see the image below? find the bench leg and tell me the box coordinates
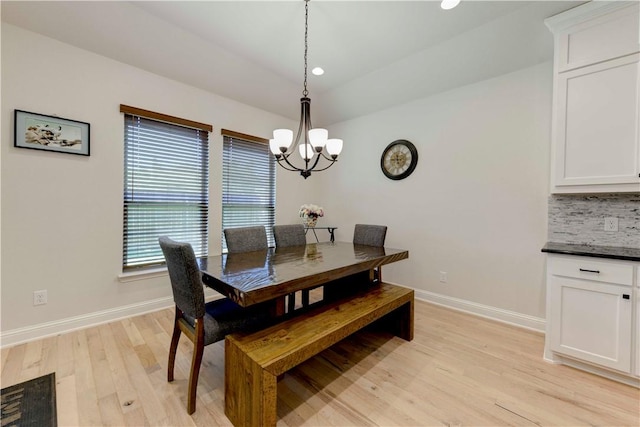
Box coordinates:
[225,338,278,427]
[370,299,414,341]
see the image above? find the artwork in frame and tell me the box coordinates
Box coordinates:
[14,109,90,156]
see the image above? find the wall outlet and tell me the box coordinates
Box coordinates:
[439,271,448,283]
[604,217,618,232]
[33,290,47,306]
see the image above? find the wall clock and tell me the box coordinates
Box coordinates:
[380,139,418,180]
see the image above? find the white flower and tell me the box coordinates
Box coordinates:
[299,203,324,218]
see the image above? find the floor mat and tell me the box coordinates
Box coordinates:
[1,372,57,427]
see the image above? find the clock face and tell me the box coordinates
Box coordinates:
[380,140,418,180]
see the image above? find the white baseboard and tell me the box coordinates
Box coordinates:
[0,296,175,349]
[1,286,545,349]
[412,288,546,333]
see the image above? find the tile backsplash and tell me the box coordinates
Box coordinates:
[548,193,640,248]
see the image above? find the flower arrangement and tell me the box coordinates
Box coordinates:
[299,204,324,227]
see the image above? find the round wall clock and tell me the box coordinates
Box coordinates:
[380,139,418,180]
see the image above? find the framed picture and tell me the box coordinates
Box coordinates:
[14,110,90,156]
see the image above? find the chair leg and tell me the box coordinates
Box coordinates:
[187,318,205,414]
[301,289,310,307]
[168,307,182,382]
[287,292,296,312]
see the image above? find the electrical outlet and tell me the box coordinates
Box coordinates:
[439,271,448,283]
[604,217,618,232]
[33,290,47,306]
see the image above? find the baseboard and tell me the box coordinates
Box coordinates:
[1,286,545,348]
[412,288,546,333]
[0,296,175,349]
[549,353,640,388]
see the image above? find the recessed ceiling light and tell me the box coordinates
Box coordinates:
[441,0,460,10]
[311,67,324,76]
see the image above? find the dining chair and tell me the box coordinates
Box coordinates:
[273,224,306,248]
[273,224,308,311]
[353,224,387,247]
[353,224,388,283]
[159,236,270,414]
[224,225,268,253]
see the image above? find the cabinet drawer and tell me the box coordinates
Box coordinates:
[548,256,633,286]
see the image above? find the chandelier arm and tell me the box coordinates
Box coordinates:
[318,152,336,161]
[274,158,301,172]
[307,159,337,173]
[306,151,322,171]
[279,152,306,171]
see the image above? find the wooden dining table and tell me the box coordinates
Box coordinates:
[198,241,409,311]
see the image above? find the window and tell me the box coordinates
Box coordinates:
[222,130,276,250]
[121,105,211,270]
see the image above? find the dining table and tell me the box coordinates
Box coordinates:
[198,241,409,312]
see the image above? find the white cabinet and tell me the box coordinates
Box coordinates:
[546,2,640,194]
[545,255,637,379]
[636,266,640,377]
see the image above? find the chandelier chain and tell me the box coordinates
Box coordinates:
[303,0,309,97]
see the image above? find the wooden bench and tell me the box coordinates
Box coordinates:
[224,282,414,427]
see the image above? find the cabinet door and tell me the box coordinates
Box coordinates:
[554,3,640,73]
[552,54,640,193]
[549,277,632,373]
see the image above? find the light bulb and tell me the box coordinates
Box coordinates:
[269,139,281,155]
[273,129,293,150]
[326,139,343,156]
[299,143,314,160]
[308,128,328,149]
[441,0,460,10]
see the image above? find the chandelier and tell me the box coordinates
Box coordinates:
[269,0,343,179]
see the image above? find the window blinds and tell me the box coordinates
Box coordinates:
[123,114,209,269]
[222,134,276,250]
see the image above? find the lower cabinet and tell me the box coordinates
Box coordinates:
[545,255,637,379]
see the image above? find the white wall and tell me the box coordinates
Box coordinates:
[320,62,552,324]
[1,23,553,345]
[0,24,317,343]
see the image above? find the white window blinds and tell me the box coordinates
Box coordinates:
[122,105,210,270]
[222,130,276,250]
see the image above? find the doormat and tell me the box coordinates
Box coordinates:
[1,372,57,427]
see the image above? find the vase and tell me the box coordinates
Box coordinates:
[304,216,318,228]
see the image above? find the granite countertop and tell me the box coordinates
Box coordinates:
[542,242,640,262]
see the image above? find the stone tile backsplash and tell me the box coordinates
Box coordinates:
[548,193,640,248]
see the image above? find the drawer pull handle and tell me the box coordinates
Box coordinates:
[579,268,600,274]
[623,294,630,300]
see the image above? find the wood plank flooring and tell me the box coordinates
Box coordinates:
[2,299,638,426]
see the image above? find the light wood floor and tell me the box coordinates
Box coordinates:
[2,299,639,426]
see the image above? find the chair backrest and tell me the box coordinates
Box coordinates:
[353,224,387,247]
[158,236,205,319]
[273,224,306,248]
[224,226,268,253]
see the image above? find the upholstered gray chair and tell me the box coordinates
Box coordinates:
[273,224,306,248]
[353,224,387,247]
[224,226,268,253]
[353,224,388,282]
[159,236,270,414]
[273,224,308,311]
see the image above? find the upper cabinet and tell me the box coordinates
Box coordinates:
[546,2,640,194]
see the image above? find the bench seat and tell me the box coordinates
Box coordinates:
[224,282,414,427]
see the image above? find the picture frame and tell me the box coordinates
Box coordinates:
[14,109,90,156]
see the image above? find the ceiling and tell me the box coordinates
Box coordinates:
[1,0,586,125]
